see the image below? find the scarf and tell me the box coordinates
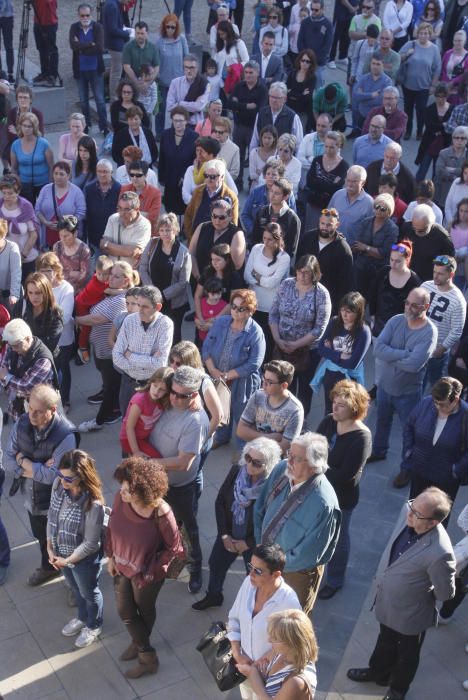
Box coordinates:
[48,480,89,557]
[193,162,206,186]
[3,196,39,236]
[231,464,266,525]
[129,126,152,164]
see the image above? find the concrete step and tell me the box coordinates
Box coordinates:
[15,57,66,126]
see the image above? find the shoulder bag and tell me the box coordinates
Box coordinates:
[196,621,246,692]
[155,507,187,580]
[396,40,415,86]
[213,377,231,426]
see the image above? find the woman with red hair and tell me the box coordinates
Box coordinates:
[155,14,189,137]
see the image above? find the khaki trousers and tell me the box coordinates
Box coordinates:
[283,565,325,615]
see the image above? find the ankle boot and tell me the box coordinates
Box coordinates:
[119,642,138,661]
[124,650,159,678]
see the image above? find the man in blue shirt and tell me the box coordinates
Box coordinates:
[351,56,392,135]
[353,114,394,167]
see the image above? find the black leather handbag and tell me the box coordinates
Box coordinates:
[196,621,246,692]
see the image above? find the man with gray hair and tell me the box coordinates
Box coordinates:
[365,141,416,198]
[166,54,211,127]
[250,81,304,150]
[226,60,268,188]
[149,365,209,595]
[112,285,173,416]
[84,159,121,254]
[254,431,341,613]
[100,189,151,267]
[328,165,374,244]
[399,203,455,281]
[362,85,408,142]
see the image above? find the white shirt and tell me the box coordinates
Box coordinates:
[115,165,159,188]
[53,279,75,347]
[103,212,151,266]
[244,244,291,311]
[227,576,301,661]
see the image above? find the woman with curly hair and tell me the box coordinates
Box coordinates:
[46,450,106,649]
[106,457,183,679]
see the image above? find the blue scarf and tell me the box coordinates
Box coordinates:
[231,464,266,525]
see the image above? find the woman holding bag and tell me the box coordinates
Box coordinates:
[106,457,183,679]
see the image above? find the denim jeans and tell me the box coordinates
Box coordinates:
[415,152,437,181]
[174,0,194,35]
[373,386,421,457]
[62,553,103,630]
[0,471,10,568]
[207,534,251,595]
[424,351,450,390]
[76,72,108,132]
[34,23,58,78]
[166,479,202,572]
[325,508,352,588]
[0,17,14,75]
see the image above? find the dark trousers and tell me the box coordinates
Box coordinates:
[28,511,54,571]
[289,349,321,418]
[33,23,58,78]
[56,343,74,405]
[233,0,245,32]
[331,19,351,60]
[95,356,121,424]
[0,17,14,75]
[322,369,346,415]
[113,574,164,651]
[440,576,466,619]
[232,123,253,181]
[162,302,187,346]
[402,86,429,136]
[0,471,10,568]
[207,534,251,595]
[118,373,140,419]
[76,72,108,132]
[166,480,202,573]
[369,623,426,695]
[253,310,274,363]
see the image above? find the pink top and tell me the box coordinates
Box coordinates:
[52,239,91,293]
[58,133,78,162]
[199,297,227,340]
[120,390,164,442]
[450,224,468,252]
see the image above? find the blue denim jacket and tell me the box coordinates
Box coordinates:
[202,315,265,405]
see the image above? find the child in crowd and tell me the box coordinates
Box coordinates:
[75,255,114,363]
[204,58,222,101]
[108,287,140,348]
[119,367,174,458]
[195,277,227,345]
[138,64,158,131]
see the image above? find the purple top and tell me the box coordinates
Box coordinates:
[35,183,87,246]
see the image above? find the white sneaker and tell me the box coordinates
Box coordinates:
[327,61,337,69]
[62,618,86,637]
[75,626,102,648]
[78,419,103,433]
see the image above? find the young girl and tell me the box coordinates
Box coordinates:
[195,277,228,345]
[120,367,174,458]
[204,58,222,101]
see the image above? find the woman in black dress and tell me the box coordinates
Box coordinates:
[158,107,198,215]
[415,82,453,181]
[305,131,348,229]
[286,49,317,130]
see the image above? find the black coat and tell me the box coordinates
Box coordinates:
[399,222,455,282]
[251,204,301,257]
[215,464,256,547]
[415,102,453,166]
[365,159,416,201]
[111,126,158,166]
[159,126,198,215]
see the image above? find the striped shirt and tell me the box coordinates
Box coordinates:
[264,657,317,698]
[421,280,467,350]
[90,293,127,360]
[112,311,174,380]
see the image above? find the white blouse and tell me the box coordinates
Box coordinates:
[244,244,291,312]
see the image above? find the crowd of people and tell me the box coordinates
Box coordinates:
[1,0,468,697]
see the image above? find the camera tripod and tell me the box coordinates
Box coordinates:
[16,0,63,88]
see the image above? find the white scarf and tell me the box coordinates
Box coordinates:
[129,126,152,164]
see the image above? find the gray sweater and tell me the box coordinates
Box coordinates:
[399,41,441,91]
[374,314,437,396]
[0,240,22,299]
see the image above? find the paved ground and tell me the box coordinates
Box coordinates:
[1,3,467,698]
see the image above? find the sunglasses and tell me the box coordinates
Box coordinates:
[374,204,388,212]
[244,453,266,468]
[433,255,453,266]
[129,173,144,178]
[269,14,279,18]
[80,13,91,17]
[231,303,248,312]
[391,244,409,254]
[170,388,195,399]
[213,129,226,135]
[301,58,312,63]
[166,24,176,29]
[321,208,339,217]
[204,173,219,180]
[247,562,265,576]
[57,471,78,484]
[212,213,228,220]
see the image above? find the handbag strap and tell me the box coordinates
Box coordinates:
[30,137,37,185]
[52,183,60,220]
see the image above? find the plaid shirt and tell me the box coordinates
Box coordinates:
[112,311,174,380]
[446,103,468,134]
[0,350,54,420]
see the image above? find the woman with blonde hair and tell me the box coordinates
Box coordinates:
[47,449,106,649]
[12,271,63,355]
[58,113,87,166]
[10,112,54,204]
[237,608,318,698]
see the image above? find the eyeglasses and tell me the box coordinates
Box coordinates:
[321,208,339,217]
[170,388,195,399]
[244,453,267,468]
[453,135,468,140]
[57,471,78,484]
[211,213,228,220]
[262,377,281,386]
[129,173,144,178]
[165,24,176,29]
[205,173,219,180]
[80,13,91,17]
[374,204,388,212]
[433,255,453,266]
[247,562,265,576]
[231,303,248,312]
[406,499,434,521]
[391,244,409,254]
[213,129,226,135]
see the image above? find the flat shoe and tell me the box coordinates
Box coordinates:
[347,667,388,685]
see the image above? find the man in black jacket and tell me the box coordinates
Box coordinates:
[251,178,301,256]
[365,142,416,200]
[6,384,77,587]
[69,3,108,136]
[227,61,268,188]
[250,82,304,150]
[296,208,354,312]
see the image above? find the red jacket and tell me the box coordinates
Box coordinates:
[75,274,108,312]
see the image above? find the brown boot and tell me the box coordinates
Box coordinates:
[124,650,159,678]
[119,642,138,661]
